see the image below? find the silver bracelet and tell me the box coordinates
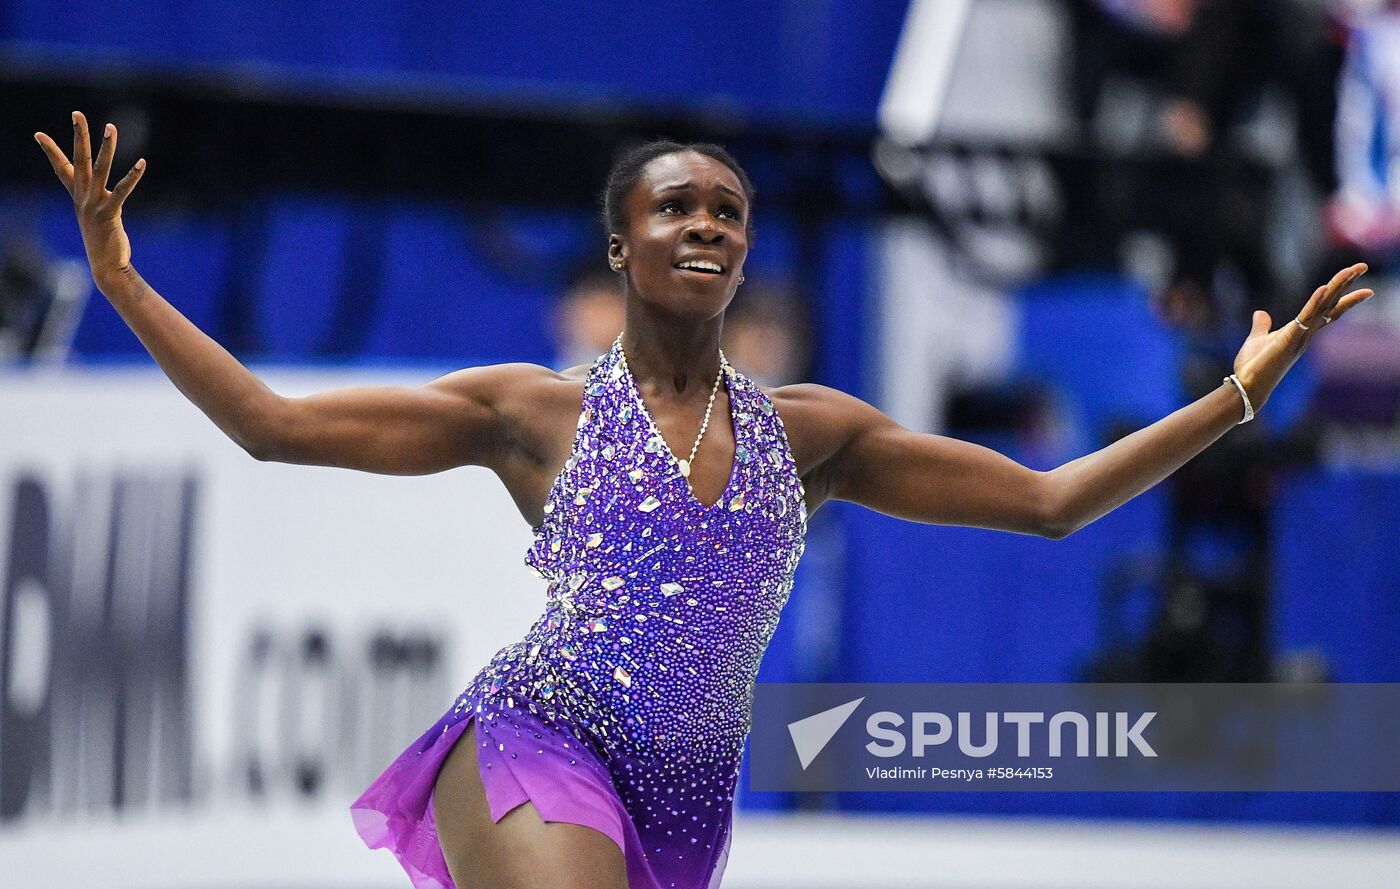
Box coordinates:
[1223,374,1254,425]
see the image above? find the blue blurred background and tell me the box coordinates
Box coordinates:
[3,0,1399,871]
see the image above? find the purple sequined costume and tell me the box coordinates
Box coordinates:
[351,336,808,889]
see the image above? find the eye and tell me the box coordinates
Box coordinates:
[718,205,741,221]
[660,201,684,214]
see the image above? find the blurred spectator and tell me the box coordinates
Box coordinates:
[1062,0,1363,681]
[721,281,810,387]
[550,264,624,371]
[1326,0,1400,256]
[1304,2,1400,445]
[1065,0,1343,329]
[1068,0,1204,144]
[1071,0,1337,166]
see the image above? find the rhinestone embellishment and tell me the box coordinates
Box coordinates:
[439,337,808,889]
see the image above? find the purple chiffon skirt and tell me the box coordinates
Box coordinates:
[350,693,730,888]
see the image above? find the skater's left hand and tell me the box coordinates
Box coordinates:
[1232,262,1374,412]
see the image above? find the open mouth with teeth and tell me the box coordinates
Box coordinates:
[674,260,725,275]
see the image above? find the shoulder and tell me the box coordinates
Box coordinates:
[426,362,591,458]
[423,360,603,474]
[764,381,873,414]
[758,381,893,501]
[764,382,888,445]
[426,361,589,411]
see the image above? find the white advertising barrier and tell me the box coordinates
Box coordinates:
[0,366,547,888]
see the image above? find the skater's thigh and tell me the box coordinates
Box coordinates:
[432,720,628,889]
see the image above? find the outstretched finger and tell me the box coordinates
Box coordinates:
[1324,263,1367,314]
[109,158,147,207]
[1327,261,1363,288]
[1294,285,1328,330]
[71,111,92,191]
[33,132,76,195]
[1320,288,1374,326]
[93,122,117,192]
[1298,264,1366,328]
[1324,262,1367,303]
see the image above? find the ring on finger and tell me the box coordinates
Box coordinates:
[1322,313,1333,325]
[1294,317,1310,331]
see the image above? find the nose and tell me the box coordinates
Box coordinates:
[684,219,724,244]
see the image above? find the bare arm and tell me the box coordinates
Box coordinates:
[801,265,1374,538]
[785,384,1057,536]
[34,111,523,474]
[250,363,540,474]
[1039,382,1258,538]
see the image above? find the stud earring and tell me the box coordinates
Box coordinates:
[610,257,625,271]
[737,275,745,285]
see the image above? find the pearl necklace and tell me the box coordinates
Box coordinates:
[618,338,727,479]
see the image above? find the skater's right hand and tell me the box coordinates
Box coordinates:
[34,110,148,295]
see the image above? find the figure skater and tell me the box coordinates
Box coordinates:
[35,111,1374,889]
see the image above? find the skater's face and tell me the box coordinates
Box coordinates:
[610,151,749,321]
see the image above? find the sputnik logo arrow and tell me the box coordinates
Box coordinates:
[787,697,865,770]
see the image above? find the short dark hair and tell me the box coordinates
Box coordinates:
[600,139,756,239]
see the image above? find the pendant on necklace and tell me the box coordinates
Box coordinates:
[678,459,691,478]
